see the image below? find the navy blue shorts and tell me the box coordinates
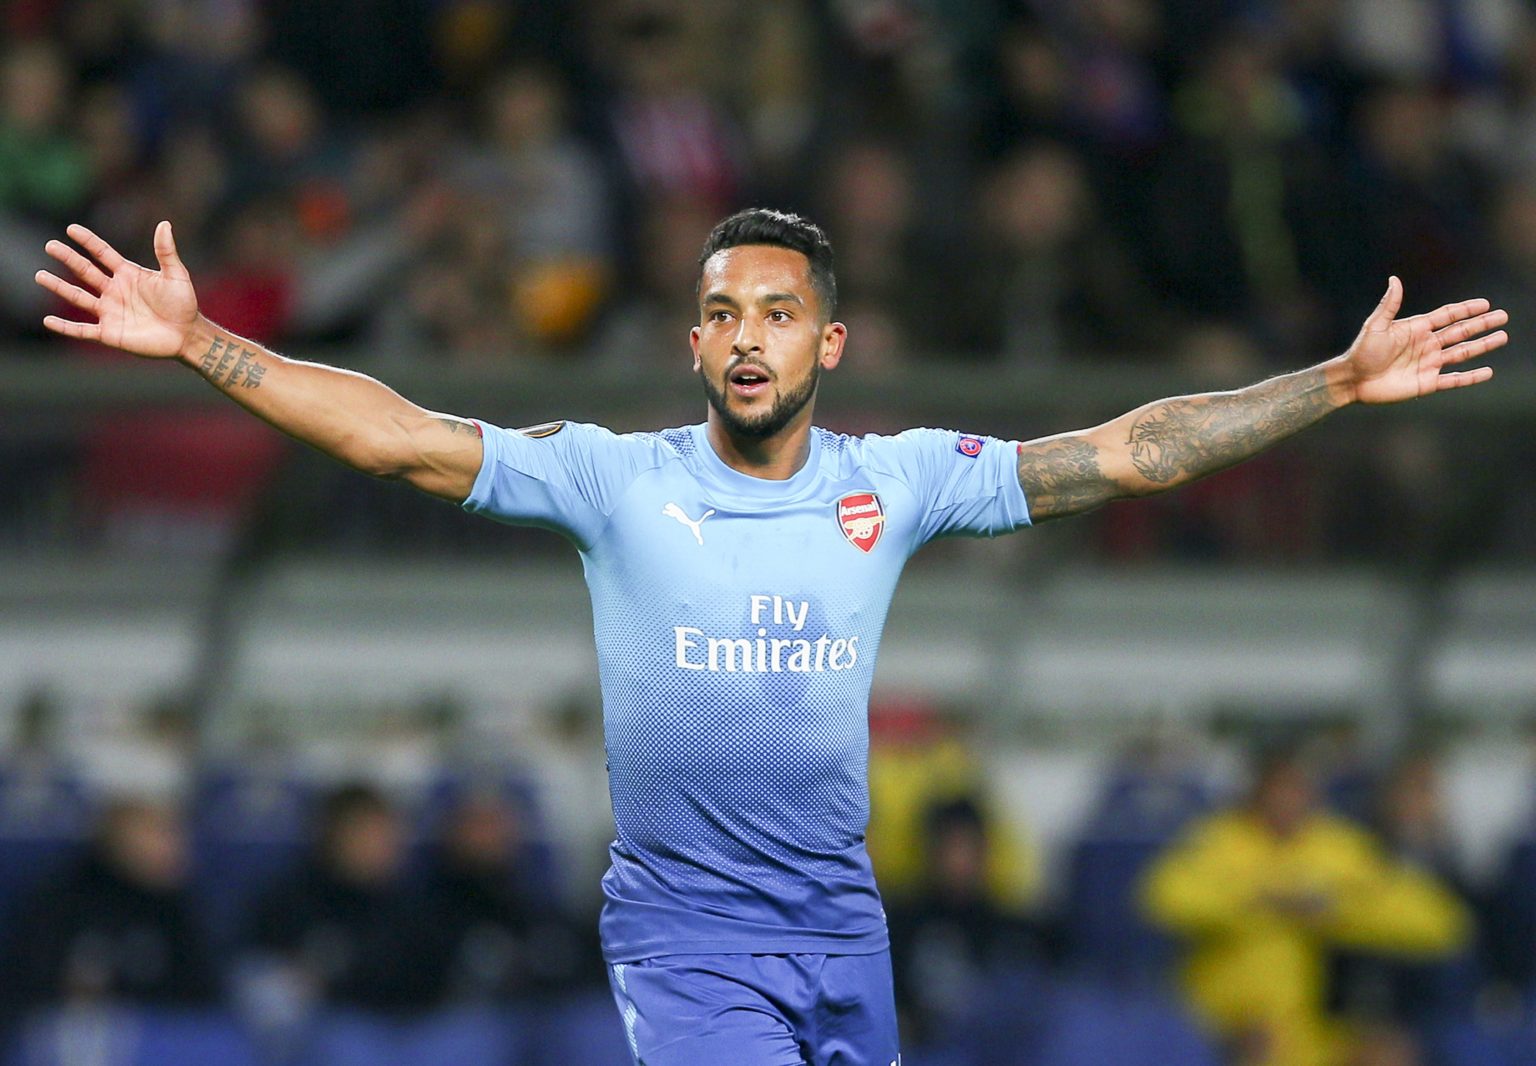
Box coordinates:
[607,951,901,1066]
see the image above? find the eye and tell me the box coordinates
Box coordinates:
[768,310,791,323]
[709,310,733,323]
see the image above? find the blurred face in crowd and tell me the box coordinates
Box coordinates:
[985,145,1088,253]
[103,801,190,891]
[486,69,564,150]
[1382,756,1442,841]
[1,42,71,133]
[328,805,405,887]
[931,821,988,902]
[445,796,519,871]
[691,244,844,442]
[1253,758,1316,837]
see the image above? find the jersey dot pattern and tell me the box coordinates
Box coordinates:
[463,421,1031,962]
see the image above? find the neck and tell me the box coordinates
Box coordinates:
[704,407,815,480]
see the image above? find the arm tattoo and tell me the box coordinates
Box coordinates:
[198,336,266,389]
[1125,367,1335,486]
[1017,435,1118,521]
[432,417,483,438]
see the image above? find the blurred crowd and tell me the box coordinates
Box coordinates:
[8,689,1536,1065]
[3,0,1536,562]
[6,0,1536,364]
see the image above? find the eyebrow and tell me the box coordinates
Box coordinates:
[701,291,805,309]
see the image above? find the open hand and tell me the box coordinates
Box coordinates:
[1345,277,1508,404]
[34,221,200,359]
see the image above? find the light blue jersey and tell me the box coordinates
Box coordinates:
[463,420,1030,962]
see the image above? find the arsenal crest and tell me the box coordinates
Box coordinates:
[837,492,885,553]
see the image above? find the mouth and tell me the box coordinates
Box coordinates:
[727,363,773,398]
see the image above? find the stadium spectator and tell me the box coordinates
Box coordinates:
[887,797,1048,1059]
[1141,746,1470,1066]
[1346,81,1486,312]
[423,792,596,1003]
[0,39,90,224]
[1329,752,1482,1028]
[262,0,437,120]
[865,704,1038,912]
[242,783,448,1016]
[1154,29,1325,340]
[446,65,613,351]
[816,138,929,365]
[958,140,1164,362]
[0,797,219,1017]
[590,2,744,213]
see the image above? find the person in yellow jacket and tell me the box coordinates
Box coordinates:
[1140,748,1469,1066]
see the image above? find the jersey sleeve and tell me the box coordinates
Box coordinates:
[460,420,660,548]
[883,427,1032,544]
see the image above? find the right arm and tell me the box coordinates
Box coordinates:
[35,221,483,502]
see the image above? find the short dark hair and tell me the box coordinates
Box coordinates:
[697,208,838,318]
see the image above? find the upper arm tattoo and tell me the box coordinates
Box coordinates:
[431,416,483,438]
[1017,435,1117,521]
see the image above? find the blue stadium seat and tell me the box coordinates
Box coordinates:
[1424,1019,1521,1066]
[410,768,560,903]
[7,1009,261,1066]
[1034,982,1220,1066]
[189,764,312,945]
[523,991,632,1066]
[1061,837,1177,984]
[0,762,94,919]
[298,1009,519,1066]
[1062,764,1208,985]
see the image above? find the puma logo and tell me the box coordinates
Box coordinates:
[662,502,715,546]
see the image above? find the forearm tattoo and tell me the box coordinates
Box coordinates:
[1125,368,1334,486]
[1017,435,1118,521]
[1016,366,1338,521]
[198,336,266,389]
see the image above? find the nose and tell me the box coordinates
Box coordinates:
[731,317,763,356]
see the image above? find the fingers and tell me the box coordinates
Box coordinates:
[65,223,127,273]
[42,315,102,342]
[1434,307,1507,346]
[33,268,100,314]
[1435,366,1494,391]
[45,239,110,292]
[1439,329,1508,366]
[1366,276,1403,328]
[152,220,189,281]
[1420,296,1491,331]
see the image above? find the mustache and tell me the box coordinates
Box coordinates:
[726,357,775,381]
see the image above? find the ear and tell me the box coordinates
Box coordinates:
[689,325,702,373]
[819,321,847,371]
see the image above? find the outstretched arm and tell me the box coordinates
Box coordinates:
[1017,278,1509,521]
[34,221,484,502]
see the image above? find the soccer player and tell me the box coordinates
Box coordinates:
[35,210,1506,1066]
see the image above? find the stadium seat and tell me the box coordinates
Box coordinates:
[189,763,313,946]
[408,768,560,902]
[1424,1018,1521,1066]
[298,1008,519,1066]
[1033,981,1220,1066]
[0,763,94,920]
[523,991,633,1066]
[1062,838,1180,986]
[7,1009,261,1066]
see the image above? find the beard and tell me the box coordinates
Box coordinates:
[701,359,820,440]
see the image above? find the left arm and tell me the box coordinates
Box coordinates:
[1017,278,1509,521]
